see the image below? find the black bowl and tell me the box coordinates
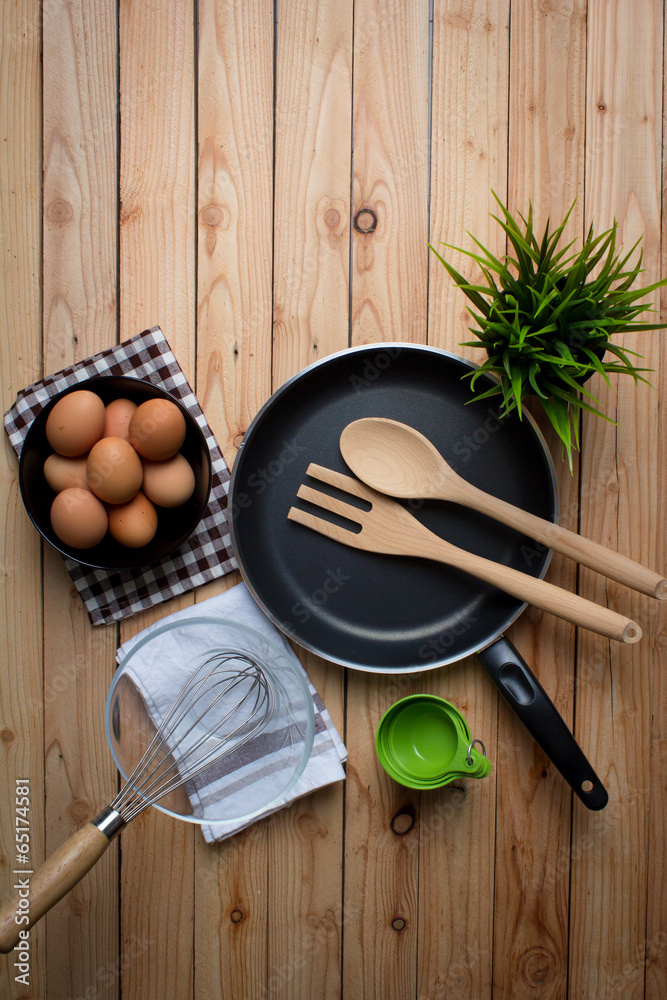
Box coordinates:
[19,375,212,570]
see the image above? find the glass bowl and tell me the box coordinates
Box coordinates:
[105,617,315,825]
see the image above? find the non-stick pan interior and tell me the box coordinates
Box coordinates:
[230,345,556,671]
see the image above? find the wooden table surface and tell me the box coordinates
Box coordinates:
[2,1,666,998]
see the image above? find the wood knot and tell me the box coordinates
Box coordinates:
[446,963,472,992]
[324,208,341,230]
[232,430,246,449]
[298,812,327,839]
[230,908,244,924]
[200,203,228,229]
[391,805,416,836]
[529,746,550,781]
[317,198,347,238]
[120,201,141,227]
[47,198,73,224]
[354,208,377,234]
[391,917,406,932]
[1,728,14,744]
[518,946,557,987]
[70,799,90,824]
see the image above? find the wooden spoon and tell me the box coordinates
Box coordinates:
[339,417,667,600]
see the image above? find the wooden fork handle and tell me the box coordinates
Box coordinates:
[424,538,641,644]
[462,483,667,600]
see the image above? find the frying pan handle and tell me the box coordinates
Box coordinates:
[477,636,608,810]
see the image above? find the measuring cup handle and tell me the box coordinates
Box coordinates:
[477,636,608,810]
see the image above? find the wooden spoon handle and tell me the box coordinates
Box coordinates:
[423,536,641,644]
[461,483,667,600]
[0,823,112,953]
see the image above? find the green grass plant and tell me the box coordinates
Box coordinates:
[431,192,667,469]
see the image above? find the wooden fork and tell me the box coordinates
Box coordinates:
[287,463,642,645]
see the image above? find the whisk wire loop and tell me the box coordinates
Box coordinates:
[112,652,275,822]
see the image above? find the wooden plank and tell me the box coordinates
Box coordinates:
[272,0,353,378]
[343,674,421,1000]
[118,2,196,997]
[0,2,44,998]
[197,0,275,460]
[271,3,352,995]
[647,16,667,996]
[265,652,346,1000]
[194,1,273,997]
[345,3,430,998]
[428,0,510,353]
[350,0,430,348]
[492,3,587,998]
[507,0,585,220]
[40,3,119,997]
[570,1,663,996]
[425,2,510,995]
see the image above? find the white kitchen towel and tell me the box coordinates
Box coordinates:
[117,582,347,843]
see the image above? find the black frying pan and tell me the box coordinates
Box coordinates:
[229,344,608,809]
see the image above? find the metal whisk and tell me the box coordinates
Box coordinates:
[112,651,275,823]
[0,651,275,953]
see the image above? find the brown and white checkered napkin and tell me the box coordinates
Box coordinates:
[3,327,236,625]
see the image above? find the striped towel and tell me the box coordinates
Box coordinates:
[116,582,347,843]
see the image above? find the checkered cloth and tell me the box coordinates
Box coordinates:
[3,327,236,625]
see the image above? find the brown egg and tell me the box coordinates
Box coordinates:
[43,453,89,493]
[45,389,106,456]
[86,436,143,504]
[103,398,137,441]
[128,398,186,460]
[141,454,195,507]
[50,488,108,549]
[107,490,158,548]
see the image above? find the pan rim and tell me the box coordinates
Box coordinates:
[229,342,559,674]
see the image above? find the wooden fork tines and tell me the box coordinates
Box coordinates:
[288,463,417,553]
[287,463,642,645]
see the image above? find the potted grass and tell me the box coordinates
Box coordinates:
[430,193,667,469]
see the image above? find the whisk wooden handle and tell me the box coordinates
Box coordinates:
[424,538,642,644]
[0,823,112,953]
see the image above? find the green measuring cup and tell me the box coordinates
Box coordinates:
[375,694,491,789]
